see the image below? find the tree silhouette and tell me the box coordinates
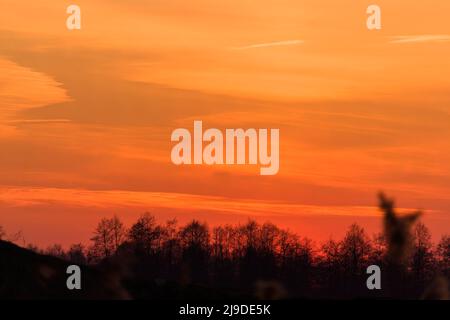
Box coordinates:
[128,213,161,255]
[160,218,181,278]
[45,244,66,260]
[179,220,210,284]
[411,222,435,288]
[339,224,373,295]
[370,232,387,266]
[89,216,126,260]
[436,235,450,275]
[4,194,447,299]
[340,224,372,274]
[67,243,87,265]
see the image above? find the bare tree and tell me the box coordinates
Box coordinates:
[370,232,387,265]
[436,235,450,273]
[411,222,435,281]
[110,215,127,251]
[259,222,280,253]
[322,238,340,265]
[239,220,259,252]
[68,243,87,265]
[340,224,372,274]
[45,244,66,260]
[90,216,126,260]
[161,218,181,268]
[179,220,210,283]
[212,226,227,260]
[179,220,210,250]
[128,213,161,254]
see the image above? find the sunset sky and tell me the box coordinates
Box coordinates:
[0,0,449,247]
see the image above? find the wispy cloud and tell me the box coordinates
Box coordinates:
[389,35,450,44]
[1,186,437,219]
[0,186,363,217]
[231,40,304,50]
[8,119,72,125]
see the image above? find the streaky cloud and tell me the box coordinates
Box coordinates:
[1,186,441,219]
[231,40,304,50]
[389,35,450,44]
[8,119,72,125]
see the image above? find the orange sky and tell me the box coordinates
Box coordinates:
[0,0,449,247]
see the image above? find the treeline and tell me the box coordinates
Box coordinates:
[16,212,450,299]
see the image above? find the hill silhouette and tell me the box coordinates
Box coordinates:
[0,239,245,299]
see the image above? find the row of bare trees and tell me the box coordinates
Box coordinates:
[7,212,447,298]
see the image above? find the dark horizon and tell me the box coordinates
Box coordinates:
[1,195,448,300]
